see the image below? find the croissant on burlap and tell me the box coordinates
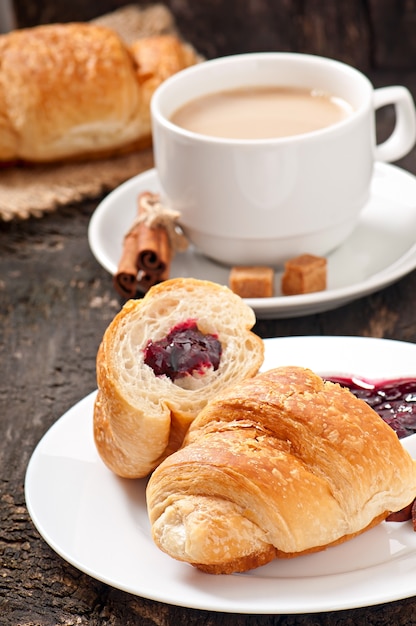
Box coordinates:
[147,366,416,574]
[0,23,199,163]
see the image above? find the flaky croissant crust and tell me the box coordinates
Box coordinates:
[147,366,416,574]
[0,23,199,163]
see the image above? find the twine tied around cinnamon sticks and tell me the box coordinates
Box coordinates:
[113,191,189,298]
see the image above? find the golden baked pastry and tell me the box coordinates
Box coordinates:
[0,24,198,163]
[93,277,264,478]
[147,365,416,574]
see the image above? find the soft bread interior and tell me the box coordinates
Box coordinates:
[94,278,264,477]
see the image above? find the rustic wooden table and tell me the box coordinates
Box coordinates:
[2,2,416,622]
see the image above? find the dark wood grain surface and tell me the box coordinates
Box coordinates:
[2,2,416,624]
[11,0,416,71]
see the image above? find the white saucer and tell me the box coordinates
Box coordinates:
[88,162,416,318]
[25,336,416,614]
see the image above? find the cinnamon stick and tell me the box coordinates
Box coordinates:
[113,191,175,298]
[113,228,142,298]
[386,497,416,531]
[386,501,414,522]
[136,212,171,290]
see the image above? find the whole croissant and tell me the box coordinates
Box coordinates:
[0,23,199,163]
[147,366,416,574]
[94,278,264,479]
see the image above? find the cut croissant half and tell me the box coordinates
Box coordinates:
[93,278,264,478]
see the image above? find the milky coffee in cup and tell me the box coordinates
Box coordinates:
[151,53,416,267]
[170,86,354,140]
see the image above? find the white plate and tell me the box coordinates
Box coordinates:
[88,162,416,319]
[25,336,416,614]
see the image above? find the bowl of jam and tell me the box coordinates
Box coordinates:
[325,375,416,440]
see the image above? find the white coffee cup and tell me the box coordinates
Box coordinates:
[151,52,416,266]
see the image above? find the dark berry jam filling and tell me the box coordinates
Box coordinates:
[325,376,416,439]
[143,319,222,382]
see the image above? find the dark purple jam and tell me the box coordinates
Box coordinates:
[325,376,416,439]
[143,319,222,381]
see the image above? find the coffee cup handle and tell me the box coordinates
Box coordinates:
[373,86,416,162]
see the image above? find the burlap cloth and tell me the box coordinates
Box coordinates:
[0,4,181,221]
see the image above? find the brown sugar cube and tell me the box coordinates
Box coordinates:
[229,266,274,298]
[281,254,327,295]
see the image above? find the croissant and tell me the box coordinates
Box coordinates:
[0,23,199,163]
[93,277,264,478]
[147,366,416,574]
